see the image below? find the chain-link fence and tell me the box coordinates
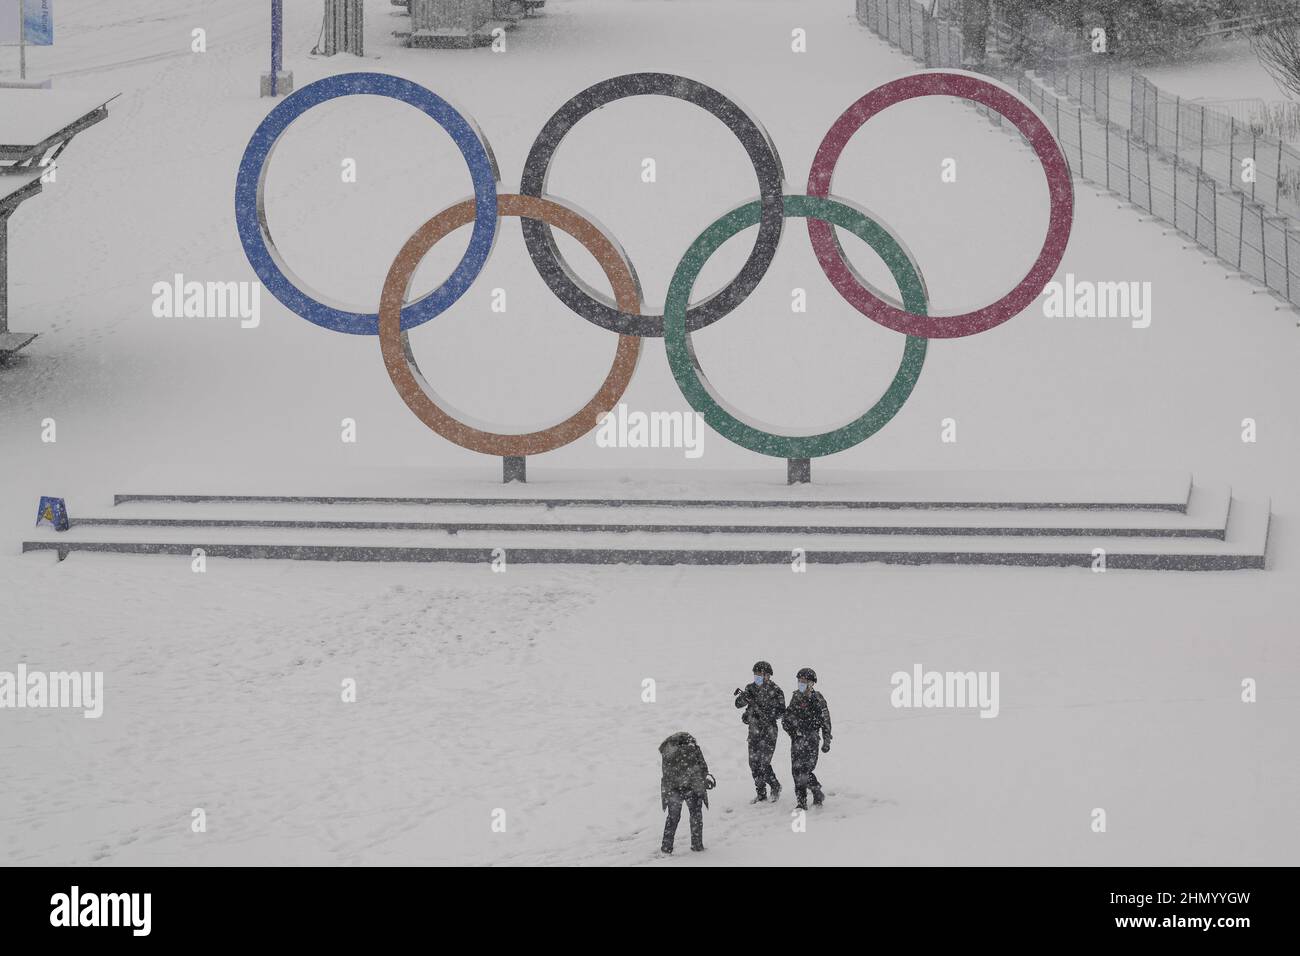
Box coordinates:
[855,0,1300,309]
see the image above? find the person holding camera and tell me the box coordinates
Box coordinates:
[733,660,786,803]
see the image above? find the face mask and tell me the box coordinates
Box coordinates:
[753,675,764,685]
[797,682,808,692]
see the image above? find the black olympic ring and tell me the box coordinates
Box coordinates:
[518,72,786,337]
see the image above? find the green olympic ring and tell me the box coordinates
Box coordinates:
[663,194,928,459]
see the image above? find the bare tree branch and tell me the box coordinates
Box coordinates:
[1248,0,1300,99]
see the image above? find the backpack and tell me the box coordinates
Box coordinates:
[659,732,709,791]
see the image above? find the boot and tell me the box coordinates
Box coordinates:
[812,787,825,807]
[661,843,673,854]
[770,781,782,801]
[751,788,768,804]
[795,787,807,810]
[691,843,705,852]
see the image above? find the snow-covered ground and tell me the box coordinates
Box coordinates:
[1,0,1297,865]
[1142,37,1288,102]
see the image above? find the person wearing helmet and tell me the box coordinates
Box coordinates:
[658,731,713,854]
[733,660,787,803]
[781,667,832,809]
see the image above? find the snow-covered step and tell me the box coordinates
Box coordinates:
[22,497,1270,571]
[78,483,1233,538]
[112,469,1193,512]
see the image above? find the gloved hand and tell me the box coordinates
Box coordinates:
[821,740,831,753]
[733,687,742,696]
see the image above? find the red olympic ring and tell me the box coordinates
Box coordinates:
[806,71,1074,340]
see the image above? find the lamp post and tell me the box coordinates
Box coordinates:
[261,0,293,97]
[16,0,26,80]
[271,0,281,93]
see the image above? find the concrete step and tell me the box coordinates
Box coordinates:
[80,483,1233,538]
[112,469,1194,512]
[22,495,1270,571]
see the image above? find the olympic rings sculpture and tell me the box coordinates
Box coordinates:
[234,70,1073,467]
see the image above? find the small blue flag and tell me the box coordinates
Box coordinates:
[35,495,69,531]
[24,1,54,46]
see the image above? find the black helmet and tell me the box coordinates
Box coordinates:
[796,667,817,683]
[752,660,774,676]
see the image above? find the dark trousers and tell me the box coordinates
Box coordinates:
[791,740,823,803]
[662,790,704,851]
[748,727,780,792]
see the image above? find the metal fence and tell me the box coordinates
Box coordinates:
[1192,97,1300,142]
[858,0,965,66]
[860,0,928,60]
[1131,75,1300,222]
[855,0,1300,308]
[1039,63,1114,127]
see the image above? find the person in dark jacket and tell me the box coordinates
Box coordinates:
[781,667,832,810]
[734,660,786,802]
[659,731,712,853]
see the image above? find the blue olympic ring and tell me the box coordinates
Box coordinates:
[234,72,499,335]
